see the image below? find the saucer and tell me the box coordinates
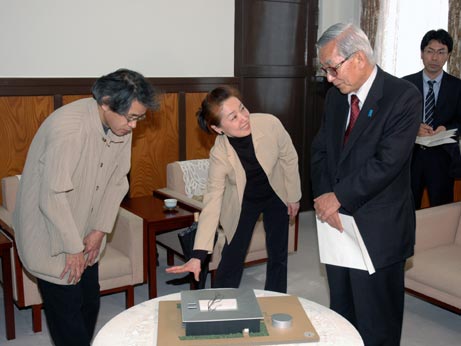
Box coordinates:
[163,206,178,213]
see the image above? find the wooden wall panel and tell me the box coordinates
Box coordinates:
[185,93,216,160]
[240,77,305,151]
[129,93,179,197]
[0,96,53,205]
[240,0,306,68]
[62,95,91,105]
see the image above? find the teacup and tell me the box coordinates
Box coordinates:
[164,198,177,209]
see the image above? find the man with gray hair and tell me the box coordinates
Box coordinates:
[311,23,421,345]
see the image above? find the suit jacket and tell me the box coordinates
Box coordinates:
[311,67,421,269]
[194,113,302,252]
[403,70,461,132]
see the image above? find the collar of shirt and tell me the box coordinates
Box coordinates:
[345,65,378,127]
[88,99,126,144]
[422,71,443,100]
[348,65,378,108]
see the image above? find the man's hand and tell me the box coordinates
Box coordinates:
[314,192,343,231]
[434,125,446,134]
[287,201,300,221]
[83,230,105,267]
[165,258,201,281]
[323,212,343,232]
[61,252,85,284]
[417,123,434,137]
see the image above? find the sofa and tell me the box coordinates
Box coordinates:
[155,159,299,277]
[405,202,461,313]
[0,175,144,337]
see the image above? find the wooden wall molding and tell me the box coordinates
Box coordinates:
[0,77,239,95]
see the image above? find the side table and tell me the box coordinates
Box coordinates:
[120,195,194,299]
[0,232,14,340]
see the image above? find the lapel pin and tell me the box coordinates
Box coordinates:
[368,109,373,118]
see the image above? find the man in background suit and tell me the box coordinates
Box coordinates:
[311,23,421,345]
[403,29,461,209]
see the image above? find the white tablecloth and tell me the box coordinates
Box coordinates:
[92,289,363,346]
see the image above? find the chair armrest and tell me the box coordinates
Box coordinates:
[155,188,203,211]
[107,208,144,284]
[415,202,460,252]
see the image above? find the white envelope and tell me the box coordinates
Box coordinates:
[316,214,375,274]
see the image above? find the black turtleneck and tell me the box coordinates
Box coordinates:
[228,134,275,202]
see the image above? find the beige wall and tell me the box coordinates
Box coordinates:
[0,0,234,77]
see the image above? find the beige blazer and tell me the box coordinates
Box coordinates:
[194,113,301,252]
[13,99,131,284]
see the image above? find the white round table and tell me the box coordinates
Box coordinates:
[93,289,363,346]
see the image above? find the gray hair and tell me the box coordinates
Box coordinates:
[317,23,376,65]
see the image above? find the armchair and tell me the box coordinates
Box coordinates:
[0,175,144,338]
[405,202,461,313]
[156,159,299,281]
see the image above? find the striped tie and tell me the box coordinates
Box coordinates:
[424,80,436,127]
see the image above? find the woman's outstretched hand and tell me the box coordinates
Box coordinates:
[165,258,202,281]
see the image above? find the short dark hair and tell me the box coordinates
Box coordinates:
[91,68,159,115]
[196,86,241,134]
[420,29,453,53]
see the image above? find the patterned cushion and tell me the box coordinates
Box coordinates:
[178,159,209,198]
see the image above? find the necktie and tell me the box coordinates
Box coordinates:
[344,94,360,144]
[424,80,436,127]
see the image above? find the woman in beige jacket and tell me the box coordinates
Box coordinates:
[167,86,301,292]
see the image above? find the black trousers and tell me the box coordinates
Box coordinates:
[411,146,454,209]
[213,194,289,292]
[326,261,406,346]
[37,263,100,346]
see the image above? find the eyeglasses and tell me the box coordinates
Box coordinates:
[123,113,146,122]
[423,48,448,57]
[320,51,357,77]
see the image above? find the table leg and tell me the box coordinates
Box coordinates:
[1,247,15,340]
[148,226,158,299]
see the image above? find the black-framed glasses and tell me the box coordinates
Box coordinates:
[123,113,146,122]
[320,51,357,77]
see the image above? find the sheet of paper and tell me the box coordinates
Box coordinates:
[415,128,457,147]
[423,137,457,147]
[316,214,375,274]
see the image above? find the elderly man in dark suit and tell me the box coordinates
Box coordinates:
[311,23,421,345]
[403,29,461,209]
